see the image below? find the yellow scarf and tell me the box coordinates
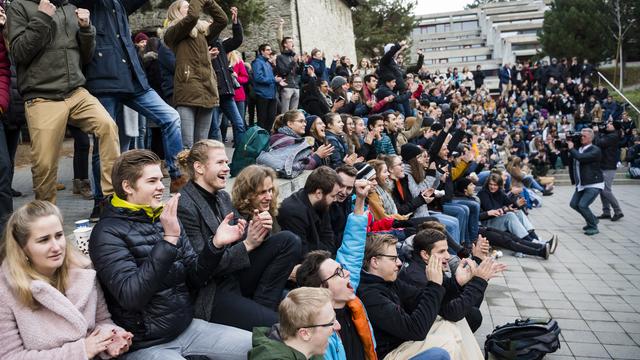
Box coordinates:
[111,194,164,221]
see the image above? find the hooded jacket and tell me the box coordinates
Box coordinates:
[89,195,224,351]
[249,325,323,360]
[163,0,227,108]
[7,0,95,101]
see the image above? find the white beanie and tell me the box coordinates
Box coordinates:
[384,43,394,54]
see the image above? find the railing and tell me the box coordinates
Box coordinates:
[597,71,640,117]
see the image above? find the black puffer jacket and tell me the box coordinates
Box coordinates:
[89,198,223,351]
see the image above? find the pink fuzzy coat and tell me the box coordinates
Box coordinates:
[0,262,123,359]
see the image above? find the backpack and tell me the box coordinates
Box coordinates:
[230,125,270,177]
[256,136,314,179]
[485,318,561,360]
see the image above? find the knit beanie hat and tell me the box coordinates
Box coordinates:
[401,143,422,163]
[430,122,444,132]
[354,162,376,181]
[305,115,319,135]
[134,32,149,44]
[330,76,347,91]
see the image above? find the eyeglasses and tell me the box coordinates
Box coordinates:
[300,317,336,329]
[321,265,347,283]
[376,254,400,262]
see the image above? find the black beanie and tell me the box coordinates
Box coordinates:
[401,143,423,162]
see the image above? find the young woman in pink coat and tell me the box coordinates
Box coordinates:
[0,201,133,359]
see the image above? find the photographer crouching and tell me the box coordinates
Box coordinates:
[567,128,604,235]
[594,121,624,222]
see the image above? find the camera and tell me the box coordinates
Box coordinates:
[566,131,582,144]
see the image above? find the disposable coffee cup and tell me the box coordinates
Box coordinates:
[74,227,93,255]
[75,219,90,229]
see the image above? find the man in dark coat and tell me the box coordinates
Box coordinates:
[70,0,186,195]
[89,149,251,358]
[568,128,604,235]
[594,123,623,221]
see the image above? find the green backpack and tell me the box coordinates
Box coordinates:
[230,125,270,177]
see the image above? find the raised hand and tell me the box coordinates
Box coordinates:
[230,6,238,24]
[76,8,91,28]
[38,0,56,17]
[212,213,246,248]
[85,328,115,359]
[244,210,268,251]
[455,258,477,286]
[160,194,181,245]
[426,254,443,285]
[314,143,334,159]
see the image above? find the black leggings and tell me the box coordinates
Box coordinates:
[256,97,277,132]
[68,125,90,179]
[480,227,545,257]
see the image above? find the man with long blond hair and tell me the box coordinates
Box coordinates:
[177,141,300,331]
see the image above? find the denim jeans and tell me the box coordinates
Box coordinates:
[137,114,147,149]
[120,319,251,360]
[210,95,245,142]
[483,211,531,239]
[431,212,461,246]
[451,198,480,243]
[92,89,183,198]
[523,174,545,192]
[570,187,602,229]
[442,203,469,245]
[235,100,245,125]
[0,121,13,234]
[410,347,451,360]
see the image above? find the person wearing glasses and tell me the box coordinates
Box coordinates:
[357,233,449,359]
[567,128,604,235]
[252,43,285,132]
[249,287,338,359]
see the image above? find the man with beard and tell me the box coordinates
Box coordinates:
[278,166,341,259]
[330,165,357,247]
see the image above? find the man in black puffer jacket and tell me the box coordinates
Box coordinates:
[89,149,251,358]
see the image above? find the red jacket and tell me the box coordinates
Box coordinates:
[232,61,248,102]
[0,33,11,113]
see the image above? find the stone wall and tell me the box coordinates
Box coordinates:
[129,0,357,65]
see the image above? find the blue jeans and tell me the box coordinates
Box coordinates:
[431,212,461,246]
[442,203,469,245]
[137,114,147,149]
[210,95,245,142]
[451,198,480,243]
[570,187,601,229]
[235,100,245,126]
[410,347,451,360]
[92,89,183,198]
[523,174,545,192]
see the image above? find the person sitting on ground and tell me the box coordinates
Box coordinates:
[324,112,360,168]
[278,166,341,259]
[399,228,504,333]
[369,114,396,156]
[249,287,337,360]
[89,149,251,359]
[357,233,473,359]
[330,165,358,246]
[0,201,132,359]
[477,173,557,254]
[269,110,333,169]
[177,142,301,331]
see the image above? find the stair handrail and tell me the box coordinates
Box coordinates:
[597,71,640,117]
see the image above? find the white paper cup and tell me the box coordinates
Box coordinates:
[74,227,93,255]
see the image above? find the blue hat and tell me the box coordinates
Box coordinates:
[305,115,319,135]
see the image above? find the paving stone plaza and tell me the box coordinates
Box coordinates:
[12,152,640,359]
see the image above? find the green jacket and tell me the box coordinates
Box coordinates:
[7,0,95,101]
[249,326,323,360]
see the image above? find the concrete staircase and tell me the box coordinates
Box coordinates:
[548,167,640,186]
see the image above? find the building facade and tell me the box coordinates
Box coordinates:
[411,0,551,86]
[129,0,358,64]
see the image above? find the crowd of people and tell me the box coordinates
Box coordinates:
[0,0,636,359]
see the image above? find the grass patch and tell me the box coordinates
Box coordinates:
[599,66,640,88]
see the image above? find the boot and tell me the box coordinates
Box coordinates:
[56,183,66,191]
[73,179,82,194]
[80,179,93,200]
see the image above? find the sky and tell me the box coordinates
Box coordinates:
[414,0,470,16]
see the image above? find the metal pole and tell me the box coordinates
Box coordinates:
[597,71,640,116]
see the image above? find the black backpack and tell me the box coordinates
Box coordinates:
[484,318,561,360]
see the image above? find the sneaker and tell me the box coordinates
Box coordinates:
[597,213,612,220]
[611,213,624,222]
[584,228,600,236]
[56,183,66,191]
[548,235,558,254]
[514,252,526,258]
[542,243,550,260]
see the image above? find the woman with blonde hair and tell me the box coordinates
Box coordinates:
[0,201,132,359]
[164,0,228,148]
[228,50,250,122]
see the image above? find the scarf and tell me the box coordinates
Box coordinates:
[277,126,300,138]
